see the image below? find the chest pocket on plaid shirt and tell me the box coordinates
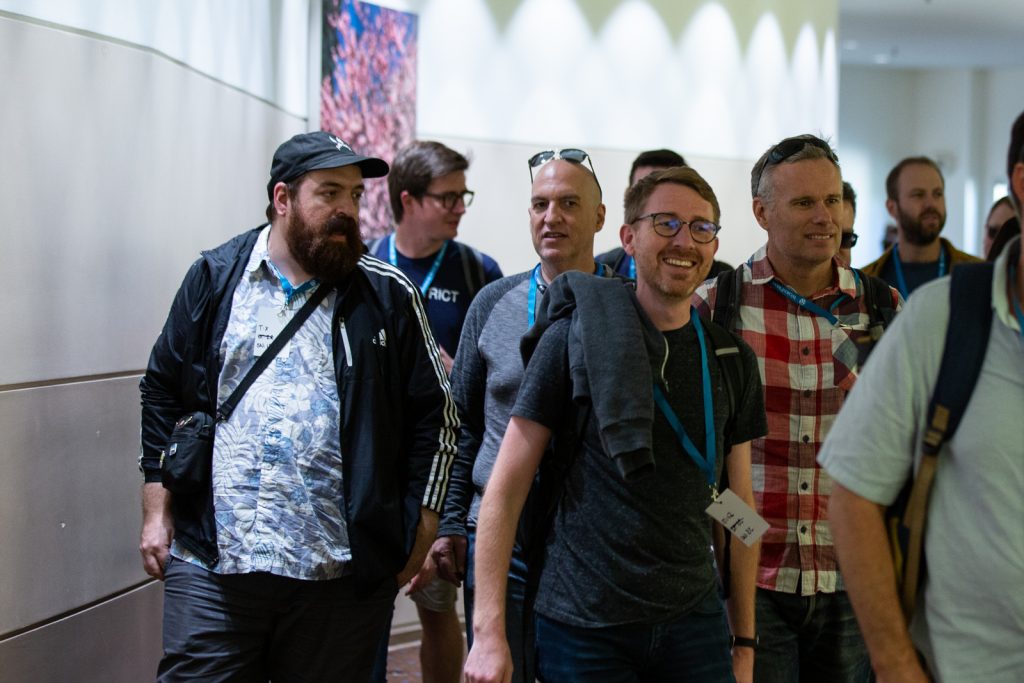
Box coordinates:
[830,324,872,393]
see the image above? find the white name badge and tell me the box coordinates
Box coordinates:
[705,489,769,547]
[254,306,288,357]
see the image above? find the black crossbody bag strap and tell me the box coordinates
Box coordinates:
[215,283,332,422]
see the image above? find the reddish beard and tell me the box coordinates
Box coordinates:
[898,206,945,247]
[286,209,362,284]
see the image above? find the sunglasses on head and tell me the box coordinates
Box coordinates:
[753,136,839,197]
[528,148,602,195]
[840,231,858,249]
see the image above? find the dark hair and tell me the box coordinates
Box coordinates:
[842,181,857,214]
[265,179,302,222]
[624,166,720,225]
[629,149,688,186]
[388,141,469,223]
[885,156,944,202]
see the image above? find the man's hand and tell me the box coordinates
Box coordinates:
[405,547,438,595]
[438,346,455,376]
[464,635,513,683]
[139,483,173,580]
[397,508,439,588]
[731,644,754,683]
[430,534,467,586]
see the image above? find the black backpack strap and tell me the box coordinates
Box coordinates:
[855,269,898,342]
[924,261,995,451]
[888,259,996,618]
[457,242,487,298]
[712,265,744,333]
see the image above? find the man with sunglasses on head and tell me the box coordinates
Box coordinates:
[431,148,612,683]
[694,134,902,683]
[465,166,767,683]
[838,181,858,265]
[862,156,981,298]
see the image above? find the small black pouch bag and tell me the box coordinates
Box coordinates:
[163,412,217,495]
[160,284,331,496]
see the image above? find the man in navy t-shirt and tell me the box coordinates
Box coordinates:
[369,141,502,375]
[369,140,501,683]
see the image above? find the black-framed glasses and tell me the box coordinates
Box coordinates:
[528,148,602,195]
[635,212,721,243]
[753,135,839,197]
[840,231,858,249]
[423,190,474,210]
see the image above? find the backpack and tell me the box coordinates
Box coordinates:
[367,237,488,297]
[711,265,897,363]
[886,259,997,619]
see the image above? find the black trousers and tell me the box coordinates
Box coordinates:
[159,558,396,682]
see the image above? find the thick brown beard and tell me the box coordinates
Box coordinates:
[286,210,362,285]
[898,206,945,247]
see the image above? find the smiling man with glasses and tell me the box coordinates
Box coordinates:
[465,166,766,682]
[694,134,902,683]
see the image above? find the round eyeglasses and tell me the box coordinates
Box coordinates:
[423,190,475,210]
[635,212,721,243]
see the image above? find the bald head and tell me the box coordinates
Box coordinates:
[529,159,606,278]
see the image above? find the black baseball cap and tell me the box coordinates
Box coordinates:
[267,131,390,198]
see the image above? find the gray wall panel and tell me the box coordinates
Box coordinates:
[0,16,304,386]
[0,377,146,635]
[0,582,162,682]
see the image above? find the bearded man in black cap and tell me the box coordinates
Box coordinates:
[138,131,458,680]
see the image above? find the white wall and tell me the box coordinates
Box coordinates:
[838,64,1024,264]
[397,0,842,272]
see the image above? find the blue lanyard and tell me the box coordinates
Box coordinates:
[389,233,448,298]
[652,308,717,488]
[527,261,603,327]
[891,244,946,300]
[1010,263,1024,333]
[527,264,543,327]
[769,280,847,325]
[266,258,318,305]
[628,255,636,280]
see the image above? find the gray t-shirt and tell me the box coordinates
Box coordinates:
[513,317,767,627]
[819,242,1024,681]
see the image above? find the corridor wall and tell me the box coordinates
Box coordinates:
[0,1,838,678]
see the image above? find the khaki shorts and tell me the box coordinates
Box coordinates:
[409,574,457,612]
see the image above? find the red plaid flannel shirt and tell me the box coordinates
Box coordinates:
[694,247,901,595]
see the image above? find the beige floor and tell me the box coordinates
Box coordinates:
[382,641,425,682]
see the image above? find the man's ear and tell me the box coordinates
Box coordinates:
[1012,162,1024,216]
[272,182,290,218]
[885,198,898,221]
[752,197,769,231]
[594,203,606,234]
[620,223,635,256]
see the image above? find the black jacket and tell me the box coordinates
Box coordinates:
[139,226,458,587]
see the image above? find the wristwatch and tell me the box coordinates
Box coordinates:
[730,634,759,650]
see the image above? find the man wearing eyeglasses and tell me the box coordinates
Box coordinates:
[464,166,767,683]
[369,141,503,377]
[433,149,612,683]
[838,181,858,265]
[862,156,981,299]
[694,134,901,683]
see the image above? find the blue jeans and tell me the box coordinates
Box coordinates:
[464,528,534,683]
[753,588,870,683]
[534,589,734,683]
[160,558,395,681]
